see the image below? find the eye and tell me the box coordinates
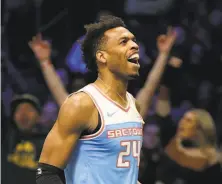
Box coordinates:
[133,38,137,43]
[120,39,127,45]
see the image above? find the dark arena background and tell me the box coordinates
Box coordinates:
[2,0,222,183]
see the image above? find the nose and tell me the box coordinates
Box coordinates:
[130,40,139,51]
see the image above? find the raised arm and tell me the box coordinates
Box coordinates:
[136,28,177,119]
[29,34,68,106]
[155,85,171,117]
[165,137,208,171]
[156,87,208,170]
[36,93,98,183]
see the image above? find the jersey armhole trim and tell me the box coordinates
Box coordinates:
[78,91,105,140]
[127,93,145,125]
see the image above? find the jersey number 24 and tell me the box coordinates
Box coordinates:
[117,140,141,168]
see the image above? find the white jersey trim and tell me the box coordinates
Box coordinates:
[92,84,131,112]
[78,91,105,140]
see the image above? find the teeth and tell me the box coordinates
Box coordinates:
[128,53,139,60]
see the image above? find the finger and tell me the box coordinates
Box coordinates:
[43,40,52,46]
[171,28,177,38]
[167,29,177,46]
[36,33,42,41]
[157,35,166,43]
[31,36,42,46]
[170,30,177,44]
[167,26,177,39]
[167,26,172,36]
[32,36,37,42]
[28,41,41,50]
[29,41,39,48]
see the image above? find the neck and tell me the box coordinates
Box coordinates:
[95,72,128,99]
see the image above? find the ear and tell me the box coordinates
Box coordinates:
[96,50,107,64]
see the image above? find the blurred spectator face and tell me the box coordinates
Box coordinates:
[72,78,87,92]
[143,124,160,149]
[14,102,39,131]
[177,111,197,139]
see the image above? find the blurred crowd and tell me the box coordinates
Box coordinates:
[2,0,222,184]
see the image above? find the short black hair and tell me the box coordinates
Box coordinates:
[81,15,126,73]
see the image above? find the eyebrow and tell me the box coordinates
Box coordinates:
[118,35,136,41]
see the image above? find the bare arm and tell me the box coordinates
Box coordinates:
[136,28,177,119]
[165,137,208,171]
[29,34,68,106]
[40,60,68,106]
[155,85,171,117]
[136,53,169,118]
[158,87,207,170]
[39,93,97,168]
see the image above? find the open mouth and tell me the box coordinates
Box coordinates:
[128,58,138,64]
[127,53,139,64]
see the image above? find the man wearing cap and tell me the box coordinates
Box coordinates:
[2,94,47,184]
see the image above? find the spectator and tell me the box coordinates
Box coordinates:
[155,86,222,184]
[2,94,46,184]
[139,116,162,184]
[2,2,222,183]
[138,81,222,183]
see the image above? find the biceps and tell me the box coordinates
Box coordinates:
[39,124,79,169]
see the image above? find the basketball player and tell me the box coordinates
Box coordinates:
[36,15,176,184]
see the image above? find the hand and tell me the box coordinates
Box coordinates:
[29,34,51,62]
[168,56,182,68]
[157,27,177,54]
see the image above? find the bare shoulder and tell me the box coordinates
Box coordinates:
[57,92,97,131]
[64,92,96,112]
